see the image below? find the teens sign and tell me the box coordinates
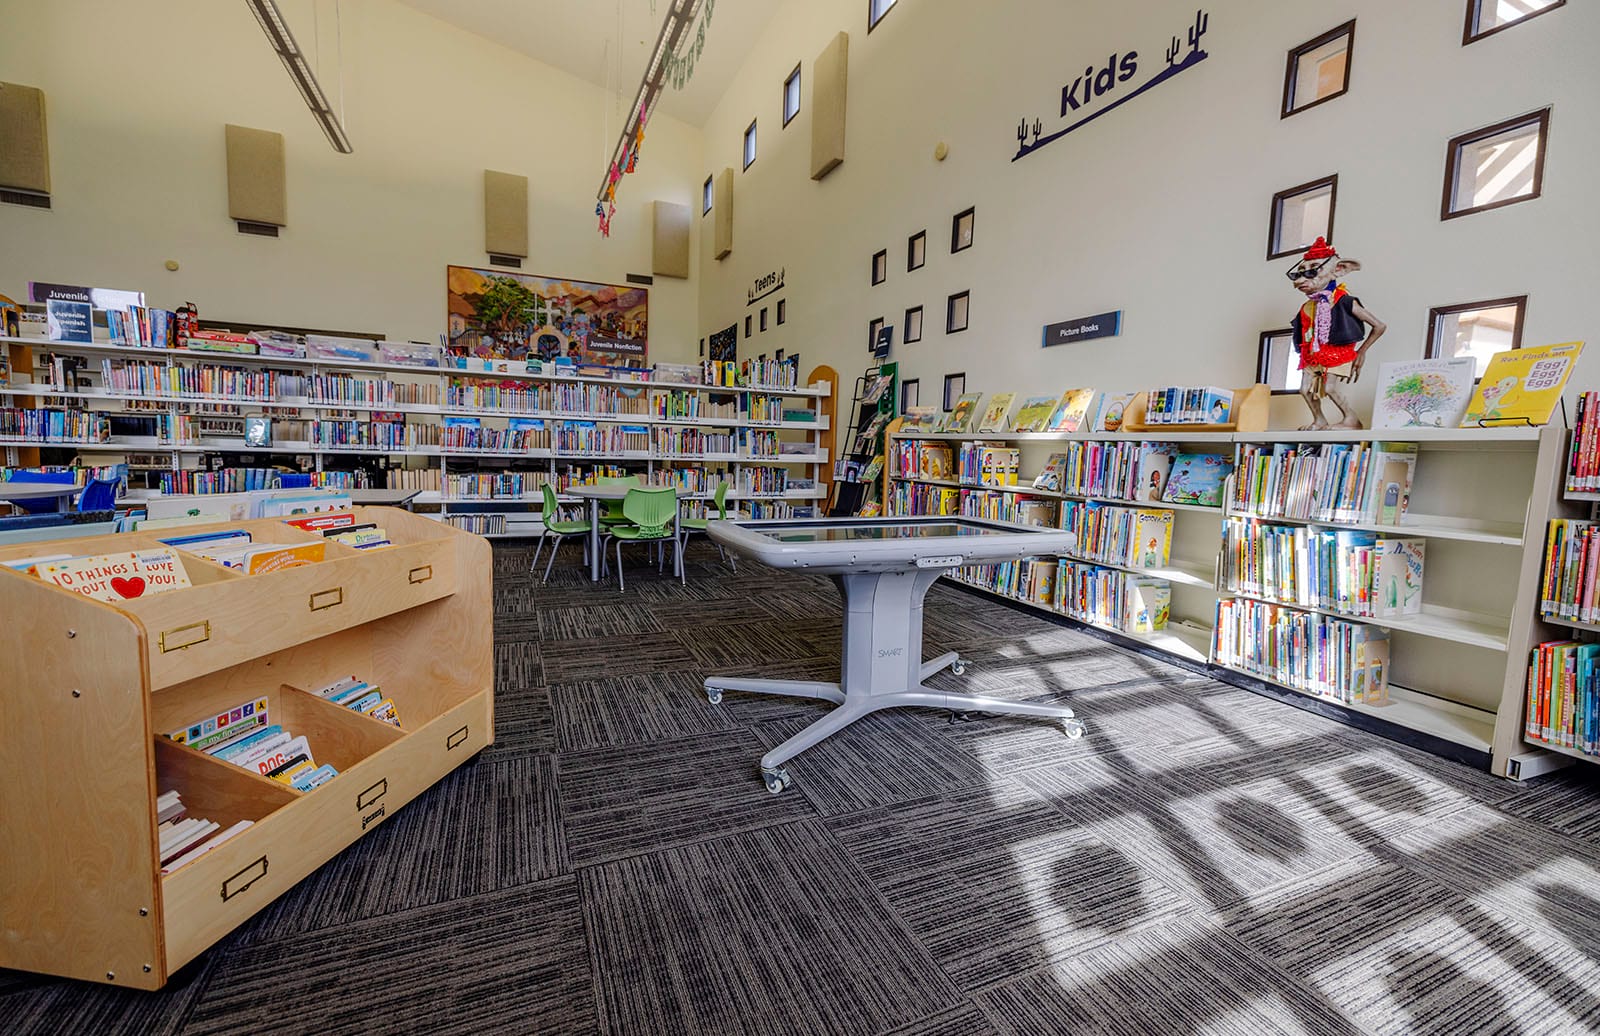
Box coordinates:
[1014,9,1210,163]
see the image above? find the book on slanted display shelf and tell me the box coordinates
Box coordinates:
[1047,389,1096,433]
[1012,395,1058,433]
[976,393,1015,433]
[1372,358,1474,430]
[1461,341,1585,427]
[1161,453,1231,507]
[1033,452,1069,492]
[1095,392,1138,433]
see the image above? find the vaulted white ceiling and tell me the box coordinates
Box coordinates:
[395,0,782,127]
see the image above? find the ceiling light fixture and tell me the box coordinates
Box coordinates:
[246,0,353,154]
[596,0,704,200]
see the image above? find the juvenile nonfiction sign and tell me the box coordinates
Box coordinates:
[1043,311,1122,347]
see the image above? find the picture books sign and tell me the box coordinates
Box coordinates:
[1043,311,1122,347]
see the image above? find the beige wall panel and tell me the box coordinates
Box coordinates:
[809,31,848,181]
[713,168,733,260]
[0,82,50,193]
[652,200,691,278]
[224,124,286,226]
[483,169,528,257]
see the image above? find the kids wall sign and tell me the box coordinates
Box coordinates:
[1014,9,1210,162]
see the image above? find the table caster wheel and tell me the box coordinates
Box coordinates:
[761,766,792,794]
[1063,718,1086,740]
[705,687,724,706]
[950,658,969,677]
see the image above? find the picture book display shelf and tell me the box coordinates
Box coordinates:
[0,507,492,989]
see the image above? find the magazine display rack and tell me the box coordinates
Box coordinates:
[0,507,492,989]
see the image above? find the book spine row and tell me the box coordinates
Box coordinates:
[101,360,307,400]
[1212,598,1391,705]
[888,481,961,515]
[958,444,1020,486]
[737,465,787,495]
[556,464,630,490]
[1143,386,1233,425]
[652,427,734,456]
[1221,518,1426,618]
[445,382,546,413]
[1231,442,1415,524]
[443,471,553,499]
[1540,518,1600,622]
[312,420,441,450]
[309,374,439,407]
[0,407,110,442]
[547,382,652,416]
[160,467,289,494]
[744,500,812,519]
[441,423,550,452]
[647,467,722,493]
[1055,561,1171,633]
[387,467,443,491]
[447,512,507,535]
[106,307,177,349]
[1526,641,1600,753]
[741,429,779,458]
[1567,392,1600,493]
[746,395,785,424]
[654,389,706,420]
[1061,500,1174,569]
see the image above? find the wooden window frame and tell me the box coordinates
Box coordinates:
[1256,329,1301,395]
[942,372,966,412]
[871,249,887,286]
[946,291,970,334]
[776,299,787,325]
[1464,0,1565,44]
[950,207,975,254]
[783,64,802,127]
[1440,108,1550,221]
[900,378,919,411]
[1267,174,1338,260]
[1425,295,1527,363]
[1281,19,1356,119]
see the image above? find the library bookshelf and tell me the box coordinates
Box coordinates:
[0,507,491,989]
[886,421,1569,780]
[0,335,834,535]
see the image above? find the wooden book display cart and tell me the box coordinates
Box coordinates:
[0,507,492,989]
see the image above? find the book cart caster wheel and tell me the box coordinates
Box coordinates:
[1063,718,1086,740]
[761,767,792,794]
[951,658,969,677]
[706,688,724,706]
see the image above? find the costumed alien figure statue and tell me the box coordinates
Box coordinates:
[1288,237,1386,429]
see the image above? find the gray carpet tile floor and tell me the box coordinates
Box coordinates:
[9,539,1600,1034]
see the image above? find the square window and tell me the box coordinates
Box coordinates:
[1465,0,1564,43]
[904,305,923,344]
[942,372,966,412]
[743,120,758,170]
[871,249,887,285]
[699,337,705,357]
[1282,20,1355,118]
[760,307,769,333]
[1267,175,1337,260]
[1427,296,1526,377]
[1442,109,1549,220]
[946,291,970,334]
[702,176,713,215]
[901,378,919,411]
[868,0,898,31]
[1256,330,1304,395]
[775,349,785,363]
[777,299,787,325]
[745,315,753,337]
[783,65,802,126]
[951,207,975,253]
[907,230,926,271]
[868,316,885,352]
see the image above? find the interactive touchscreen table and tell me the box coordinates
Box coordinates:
[705,516,1083,793]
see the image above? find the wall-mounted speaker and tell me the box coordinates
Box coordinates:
[225,124,287,227]
[652,200,690,279]
[484,170,529,258]
[811,32,849,181]
[0,82,51,197]
[713,169,733,260]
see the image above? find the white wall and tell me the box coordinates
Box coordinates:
[697,0,1600,426]
[0,0,703,360]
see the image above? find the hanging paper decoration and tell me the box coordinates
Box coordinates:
[661,0,715,91]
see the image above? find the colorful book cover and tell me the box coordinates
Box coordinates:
[976,392,1016,433]
[1047,389,1097,432]
[919,444,956,481]
[1134,443,1180,502]
[1095,392,1138,432]
[39,548,193,602]
[898,406,942,432]
[1373,537,1425,617]
[1461,341,1585,427]
[243,541,326,574]
[1013,395,1058,433]
[1131,509,1174,568]
[1372,358,1475,430]
[1123,575,1171,633]
[1161,453,1232,506]
[1364,443,1419,524]
[945,393,984,434]
[1033,452,1069,492]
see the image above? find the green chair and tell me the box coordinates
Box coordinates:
[595,475,637,529]
[604,487,681,591]
[679,481,734,569]
[534,483,593,583]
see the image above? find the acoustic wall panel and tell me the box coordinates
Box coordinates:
[225,124,287,226]
[713,168,733,260]
[652,200,690,279]
[484,170,529,258]
[0,83,50,194]
[810,32,848,181]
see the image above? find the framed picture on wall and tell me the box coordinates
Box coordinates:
[951,207,975,253]
[946,291,970,333]
[901,378,920,411]
[942,372,966,411]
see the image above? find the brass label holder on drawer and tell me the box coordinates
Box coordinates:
[159,620,211,653]
[362,805,386,830]
[357,778,387,811]
[308,587,344,612]
[447,725,469,750]
[408,565,433,584]
[221,857,268,901]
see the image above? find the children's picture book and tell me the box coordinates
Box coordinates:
[1134,443,1180,502]
[945,392,984,434]
[1047,389,1097,433]
[39,548,193,602]
[1373,537,1425,617]
[1363,442,1419,524]
[1013,395,1059,433]
[1032,452,1069,492]
[898,407,943,433]
[243,415,273,448]
[918,443,956,481]
[1461,341,1585,427]
[1131,509,1174,568]
[1161,453,1232,506]
[976,392,1016,434]
[1372,358,1475,429]
[1095,392,1138,433]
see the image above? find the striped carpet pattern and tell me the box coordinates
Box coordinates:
[7,540,1600,1034]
